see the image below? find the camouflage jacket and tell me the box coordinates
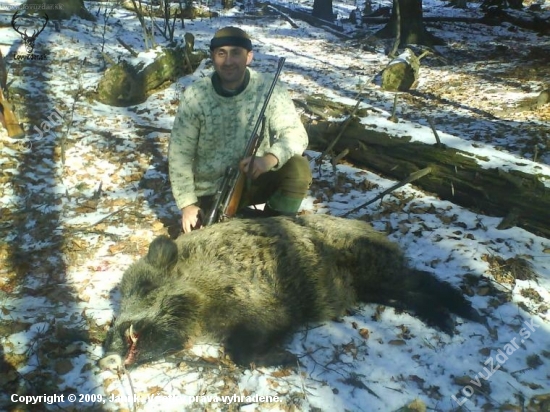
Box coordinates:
[169,68,308,209]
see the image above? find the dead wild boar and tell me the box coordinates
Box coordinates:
[100,214,481,368]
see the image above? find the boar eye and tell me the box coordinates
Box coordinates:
[132,280,158,297]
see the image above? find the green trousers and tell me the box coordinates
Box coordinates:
[244,154,312,215]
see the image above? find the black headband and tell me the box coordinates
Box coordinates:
[210,36,252,51]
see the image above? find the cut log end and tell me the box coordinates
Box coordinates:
[381,49,420,92]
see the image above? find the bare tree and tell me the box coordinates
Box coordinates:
[449,0,468,8]
[312,0,334,21]
[376,0,443,47]
[222,0,235,10]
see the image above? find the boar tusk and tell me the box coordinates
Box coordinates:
[128,324,138,343]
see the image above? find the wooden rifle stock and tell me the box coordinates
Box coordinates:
[0,50,24,138]
[0,88,25,138]
[204,57,286,225]
[223,169,246,218]
[219,132,261,218]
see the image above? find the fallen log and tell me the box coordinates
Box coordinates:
[95,45,207,107]
[364,13,550,35]
[298,96,550,238]
[482,8,550,34]
[381,48,420,92]
[267,3,353,39]
[267,5,299,28]
[363,16,484,24]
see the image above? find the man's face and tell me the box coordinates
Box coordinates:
[211,46,253,90]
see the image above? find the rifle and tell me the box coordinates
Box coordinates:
[0,89,25,138]
[203,57,286,226]
[0,50,25,138]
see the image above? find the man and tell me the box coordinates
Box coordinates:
[169,27,312,233]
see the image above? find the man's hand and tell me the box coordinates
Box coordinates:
[239,154,278,179]
[181,204,202,233]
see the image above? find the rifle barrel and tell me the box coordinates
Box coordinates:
[242,57,286,159]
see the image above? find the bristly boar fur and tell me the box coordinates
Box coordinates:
[101,214,481,368]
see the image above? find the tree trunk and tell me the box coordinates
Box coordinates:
[312,0,334,21]
[449,0,468,8]
[375,0,443,47]
[482,7,550,34]
[297,96,550,238]
[222,0,235,10]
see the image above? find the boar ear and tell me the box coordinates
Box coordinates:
[146,236,178,270]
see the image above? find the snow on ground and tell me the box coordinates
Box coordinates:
[1,0,549,411]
